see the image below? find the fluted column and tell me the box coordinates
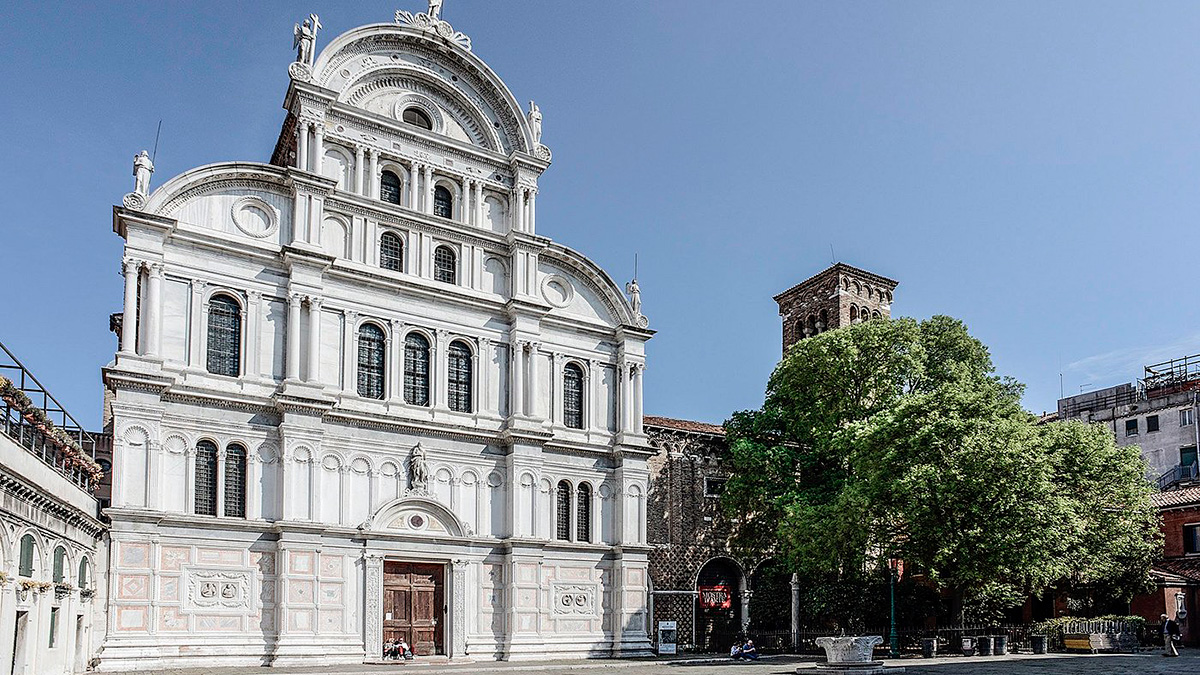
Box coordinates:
[187,279,207,367]
[342,310,358,394]
[588,359,602,432]
[423,165,434,215]
[527,342,540,419]
[286,293,302,381]
[368,149,379,199]
[247,290,262,377]
[145,263,164,357]
[354,146,365,195]
[408,162,420,209]
[473,181,484,227]
[632,363,644,434]
[389,319,405,402]
[460,177,471,224]
[511,341,525,419]
[306,297,322,383]
[119,259,141,354]
[312,124,325,175]
[297,121,309,171]
[527,189,537,234]
[434,329,449,409]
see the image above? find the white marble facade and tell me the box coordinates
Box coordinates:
[100,7,653,670]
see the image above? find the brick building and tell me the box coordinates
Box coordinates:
[1130,486,1200,646]
[644,263,896,653]
[774,263,897,352]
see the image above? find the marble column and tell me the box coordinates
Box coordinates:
[460,176,471,224]
[247,290,262,377]
[286,293,302,381]
[187,279,207,367]
[145,263,164,357]
[478,337,491,413]
[549,352,562,426]
[527,190,537,234]
[527,342,540,419]
[312,124,325,175]
[588,360,602,432]
[632,363,644,434]
[473,181,484,227]
[423,165,434,215]
[297,121,309,171]
[306,297,322,383]
[790,573,801,648]
[511,341,525,419]
[354,146,365,195]
[364,554,384,660]
[368,149,379,199]
[408,162,420,210]
[247,452,261,519]
[119,259,140,355]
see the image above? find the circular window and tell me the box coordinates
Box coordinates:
[540,275,574,309]
[409,514,426,529]
[230,196,279,238]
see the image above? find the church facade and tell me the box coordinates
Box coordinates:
[100,6,653,670]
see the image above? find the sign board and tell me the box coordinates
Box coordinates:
[698,585,732,609]
[657,620,677,655]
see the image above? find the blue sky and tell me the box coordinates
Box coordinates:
[3,1,1200,429]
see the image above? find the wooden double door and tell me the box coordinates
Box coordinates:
[383,561,445,656]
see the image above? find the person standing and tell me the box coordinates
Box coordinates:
[1162,614,1181,657]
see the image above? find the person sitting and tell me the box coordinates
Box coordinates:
[398,638,415,660]
[730,643,743,660]
[383,638,399,660]
[740,640,759,660]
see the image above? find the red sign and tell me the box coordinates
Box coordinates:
[698,585,731,609]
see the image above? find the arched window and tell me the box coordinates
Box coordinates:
[206,294,241,377]
[434,245,457,284]
[195,440,218,516]
[447,340,473,413]
[18,534,34,577]
[564,363,584,429]
[224,443,247,518]
[872,310,882,320]
[850,305,859,323]
[576,483,592,543]
[358,323,387,400]
[404,333,431,407]
[433,185,454,219]
[380,170,402,205]
[52,546,66,583]
[555,480,572,541]
[818,309,828,333]
[403,107,433,130]
[380,232,404,272]
[78,557,89,590]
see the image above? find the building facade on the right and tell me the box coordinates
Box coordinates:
[1130,486,1200,646]
[1057,354,1200,488]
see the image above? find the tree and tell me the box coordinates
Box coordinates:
[723,316,1159,627]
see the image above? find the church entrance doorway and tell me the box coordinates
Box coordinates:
[695,558,744,653]
[383,561,445,656]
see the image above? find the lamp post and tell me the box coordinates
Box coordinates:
[887,557,900,657]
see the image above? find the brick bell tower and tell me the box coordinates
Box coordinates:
[773,262,899,353]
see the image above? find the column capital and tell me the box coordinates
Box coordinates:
[246,288,261,301]
[307,296,323,310]
[147,262,166,278]
[288,292,304,306]
[190,278,208,293]
[344,308,359,322]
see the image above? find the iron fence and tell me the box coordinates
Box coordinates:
[740,620,1158,656]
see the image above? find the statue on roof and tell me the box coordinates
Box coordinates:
[428,0,444,20]
[528,101,543,145]
[626,278,642,317]
[293,14,322,67]
[133,151,154,196]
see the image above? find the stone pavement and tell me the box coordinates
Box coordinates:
[105,650,1200,675]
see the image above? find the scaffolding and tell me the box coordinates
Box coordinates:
[1142,353,1200,393]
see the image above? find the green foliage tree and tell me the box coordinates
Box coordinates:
[723,316,1160,627]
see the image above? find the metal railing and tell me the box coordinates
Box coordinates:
[1157,461,1199,491]
[740,620,1158,655]
[0,341,96,492]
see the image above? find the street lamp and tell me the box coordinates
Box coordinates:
[887,557,900,657]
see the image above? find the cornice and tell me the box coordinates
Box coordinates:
[112,206,178,238]
[0,472,105,540]
[324,193,508,250]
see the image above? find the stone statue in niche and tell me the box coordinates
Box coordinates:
[293,14,322,66]
[409,445,429,491]
[528,101,543,145]
[133,150,154,196]
[428,0,444,20]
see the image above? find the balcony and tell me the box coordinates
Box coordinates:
[1157,461,1200,492]
[0,341,99,493]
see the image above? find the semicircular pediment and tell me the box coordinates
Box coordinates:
[342,69,497,150]
[313,26,530,155]
[365,495,468,537]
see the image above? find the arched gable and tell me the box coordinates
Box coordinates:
[364,495,467,537]
[311,23,533,155]
[539,244,637,327]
